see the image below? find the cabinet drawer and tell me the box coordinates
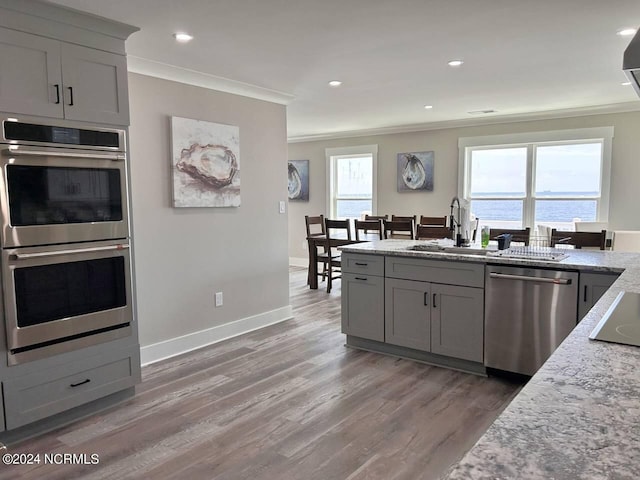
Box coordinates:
[385,256,484,288]
[341,253,384,276]
[3,353,137,430]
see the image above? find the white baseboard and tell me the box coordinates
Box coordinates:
[289,257,308,267]
[140,305,293,366]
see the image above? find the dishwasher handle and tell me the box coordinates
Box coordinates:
[489,272,572,285]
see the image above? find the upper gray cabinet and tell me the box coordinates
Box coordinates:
[0,28,63,118]
[0,27,130,125]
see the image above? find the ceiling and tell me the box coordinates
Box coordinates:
[47,0,640,141]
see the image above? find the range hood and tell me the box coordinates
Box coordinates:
[623,28,640,97]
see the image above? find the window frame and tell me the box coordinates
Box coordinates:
[458,127,613,228]
[325,144,378,219]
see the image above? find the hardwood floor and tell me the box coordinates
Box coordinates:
[0,267,522,480]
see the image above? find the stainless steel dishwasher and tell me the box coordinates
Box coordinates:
[484,265,579,376]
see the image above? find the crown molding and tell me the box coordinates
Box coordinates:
[127,56,295,105]
[287,101,640,143]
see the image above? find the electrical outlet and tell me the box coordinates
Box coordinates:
[302,240,308,251]
[215,291,223,307]
[279,200,286,214]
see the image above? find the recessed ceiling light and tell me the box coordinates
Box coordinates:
[448,60,464,67]
[173,32,194,43]
[424,105,433,109]
[328,80,342,87]
[622,81,632,86]
[617,28,637,37]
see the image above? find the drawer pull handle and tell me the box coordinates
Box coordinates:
[355,277,367,281]
[424,292,428,306]
[584,285,588,302]
[433,293,437,308]
[354,262,368,266]
[70,378,91,388]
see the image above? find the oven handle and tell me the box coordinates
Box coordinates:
[2,147,125,161]
[11,244,129,260]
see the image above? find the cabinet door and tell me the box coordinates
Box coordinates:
[431,284,484,362]
[61,43,130,125]
[578,272,619,321]
[341,272,384,342]
[0,28,63,118]
[385,278,430,351]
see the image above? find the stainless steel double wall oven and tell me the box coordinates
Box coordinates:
[0,116,133,365]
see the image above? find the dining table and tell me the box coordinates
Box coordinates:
[306,232,380,289]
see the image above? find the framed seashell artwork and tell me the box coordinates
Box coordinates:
[171,116,240,207]
[287,160,309,201]
[397,151,434,192]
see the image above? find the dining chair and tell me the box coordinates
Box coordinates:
[364,214,388,234]
[550,229,606,250]
[355,219,383,241]
[611,231,640,252]
[489,227,531,246]
[416,225,451,240]
[384,219,415,239]
[418,215,447,227]
[324,218,352,293]
[392,214,416,232]
[305,215,327,285]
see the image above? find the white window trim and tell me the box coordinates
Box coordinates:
[325,144,378,218]
[457,127,614,226]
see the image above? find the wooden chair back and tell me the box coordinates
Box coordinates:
[551,229,606,250]
[364,214,388,222]
[305,214,325,238]
[384,220,414,239]
[489,227,531,246]
[419,215,447,227]
[323,219,352,293]
[391,215,416,237]
[355,219,383,241]
[416,225,451,240]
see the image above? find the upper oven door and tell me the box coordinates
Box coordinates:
[0,145,129,247]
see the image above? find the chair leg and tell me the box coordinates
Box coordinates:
[327,263,332,293]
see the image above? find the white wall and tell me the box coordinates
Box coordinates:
[288,111,640,261]
[128,73,290,362]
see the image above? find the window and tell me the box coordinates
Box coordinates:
[326,145,377,220]
[459,128,613,232]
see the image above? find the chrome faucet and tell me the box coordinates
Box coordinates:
[449,196,463,246]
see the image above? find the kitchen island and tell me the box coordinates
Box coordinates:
[339,240,640,480]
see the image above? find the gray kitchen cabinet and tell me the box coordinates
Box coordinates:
[385,277,484,362]
[431,283,484,362]
[341,272,384,342]
[3,349,139,430]
[385,277,431,350]
[0,26,130,125]
[578,272,620,321]
[0,28,64,118]
[341,253,385,342]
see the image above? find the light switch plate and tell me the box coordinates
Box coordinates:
[215,292,223,307]
[279,201,286,214]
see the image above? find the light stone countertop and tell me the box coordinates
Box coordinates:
[340,240,640,480]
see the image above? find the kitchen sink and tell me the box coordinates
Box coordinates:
[406,244,491,256]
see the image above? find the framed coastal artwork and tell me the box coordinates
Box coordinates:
[287,159,309,201]
[171,116,240,207]
[397,151,434,192]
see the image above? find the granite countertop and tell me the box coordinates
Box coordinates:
[340,240,640,479]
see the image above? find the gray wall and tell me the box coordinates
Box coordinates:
[288,111,640,261]
[128,73,289,348]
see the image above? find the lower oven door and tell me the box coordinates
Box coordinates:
[3,239,132,365]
